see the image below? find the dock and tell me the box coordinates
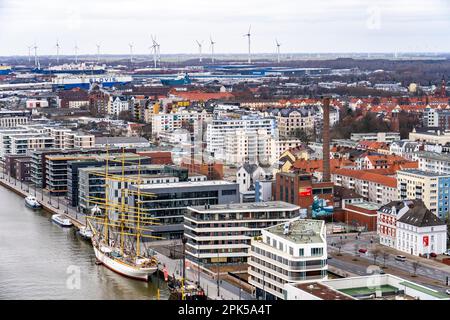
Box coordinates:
[0,175,85,228]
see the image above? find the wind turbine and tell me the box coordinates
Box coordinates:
[33,43,39,69]
[27,45,32,64]
[128,43,134,63]
[243,25,251,64]
[150,35,158,68]
[74,43,79,64]
[152,36,161,64]
[96,43,101,63]
[55,39,60,64]
[275,39,281,63]
[210,36,216,64]
[196,40,203,63]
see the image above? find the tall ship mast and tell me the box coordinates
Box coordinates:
[86,149,162,281]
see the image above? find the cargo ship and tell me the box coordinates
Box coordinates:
[52,74,132,90]
[160,73,191,86]
[0,65,12,75]
[33,63,106,75]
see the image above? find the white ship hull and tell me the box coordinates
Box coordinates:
[93,246,157,281]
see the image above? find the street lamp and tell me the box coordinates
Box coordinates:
[182,236,188,300]
[216,251,220,298]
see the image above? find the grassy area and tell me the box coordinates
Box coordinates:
[339,285,398,296]
[399,281,449,299]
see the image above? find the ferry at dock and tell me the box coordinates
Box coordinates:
[51,74,133,90]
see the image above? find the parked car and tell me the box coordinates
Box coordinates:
[443,250,450,256]
[358,248,367,254]
[395,255,406,262]
[446,289,450,295]
[430,252,437,258]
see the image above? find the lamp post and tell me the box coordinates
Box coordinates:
[216,251,221,298]
[182,237,188,300]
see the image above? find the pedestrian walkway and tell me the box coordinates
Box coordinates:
[155,251,254,300]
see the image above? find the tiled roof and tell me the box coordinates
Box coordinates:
[333,168,397,188]
[398,203,445,227]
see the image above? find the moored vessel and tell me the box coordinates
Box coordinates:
[51,214,73,227]
[24,195,41,209]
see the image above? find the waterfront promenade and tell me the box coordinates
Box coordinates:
[0,173,255,300]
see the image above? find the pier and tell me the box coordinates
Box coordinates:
[0,173,254,300]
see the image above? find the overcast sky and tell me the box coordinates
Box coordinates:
[0,0,449,56]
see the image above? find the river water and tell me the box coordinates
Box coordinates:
[0,187,170,300]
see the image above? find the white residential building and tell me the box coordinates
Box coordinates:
[248,219,328,300]
[350,132,401,143]
[396,203,447,256]
[417,151,450,175]
[184,201,300,269]
[0,110,31,128]
[206,115,275,159]
[108,96,133,116]
[151,110,211,135]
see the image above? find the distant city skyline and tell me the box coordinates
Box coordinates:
[0,0,450,56]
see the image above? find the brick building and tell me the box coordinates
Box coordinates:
[274,172,334,214]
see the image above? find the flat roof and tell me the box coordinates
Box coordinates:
[295,282,354,300]
[398,169,450,177]
[189,201,299,213]
[135,180,236,189]
[267,219,324,244]
[348,201,381,211]
[416,151,450,162]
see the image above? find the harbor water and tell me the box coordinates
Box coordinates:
[0,187,170,300]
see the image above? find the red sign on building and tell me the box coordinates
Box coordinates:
[299,187,312,197]
[423,236,429,247]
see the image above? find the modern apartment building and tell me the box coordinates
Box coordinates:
[184,201,300,268]
[206,115,276,159]
[128,180,239,239]
[0,110,31,128]
[248,219,328,300]
[397,169,450,219]
[151,111,211,135]
[417,151,450,175]
[77,163,186,212]
[350,132,401,143]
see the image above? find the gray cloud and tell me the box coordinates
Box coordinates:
[0,0,449,55]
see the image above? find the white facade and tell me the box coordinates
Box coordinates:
[184,202,301,267]
[206,116,275,159]
[396,222,447,256]
[248,219,328,300]
[151,111,211,135]
[350,132,401,143]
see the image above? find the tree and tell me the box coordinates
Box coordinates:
[411,261,421,277]
[293,128,311,143]
[371,248,381,265]
[353,243,359,261]
[382,251,389,269]
[118,110,133,122]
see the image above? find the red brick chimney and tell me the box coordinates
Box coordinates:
[322,97,331,182]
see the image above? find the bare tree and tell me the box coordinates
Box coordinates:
[353,243,359,261]
[371,248,381,265]
[411,261,421,277]
[382,251,389,269]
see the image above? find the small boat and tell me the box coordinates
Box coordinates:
[78,226,93,240]
[24,195,41,209]
[51,214,73,227]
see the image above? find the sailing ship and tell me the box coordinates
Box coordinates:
[86,151,162,281]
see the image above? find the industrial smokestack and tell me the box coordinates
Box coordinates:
[322,97,331,182]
